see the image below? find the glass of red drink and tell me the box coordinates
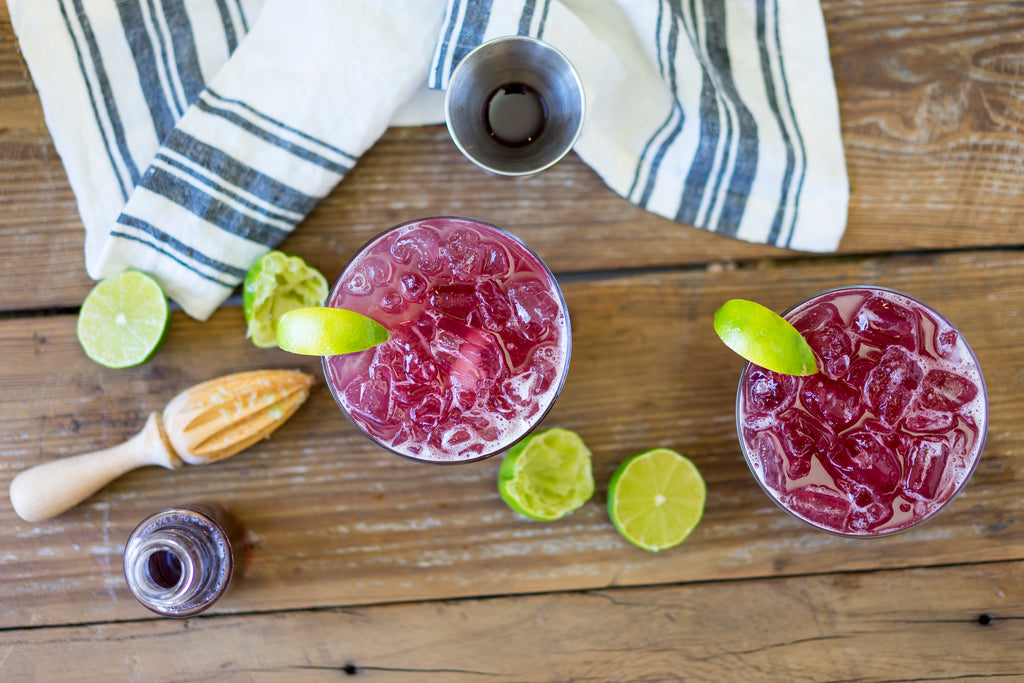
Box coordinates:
[323,217,571,464]
[736,286,988,536]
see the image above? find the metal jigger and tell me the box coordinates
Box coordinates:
[444,36,586,177]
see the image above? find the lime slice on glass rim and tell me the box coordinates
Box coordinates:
[76,269,170,369]
[243,251,328,348]
[275,307,389,356]
[498,427,595,521]
[607,448,706,552]
[713,299,818,375]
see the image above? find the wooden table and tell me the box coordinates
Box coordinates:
[2,2,1022,680]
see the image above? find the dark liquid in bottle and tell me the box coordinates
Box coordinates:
[148,550,184,589]
[484,83,547,147]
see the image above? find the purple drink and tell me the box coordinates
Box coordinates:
[324,217,571,463]
[737,286,987,536]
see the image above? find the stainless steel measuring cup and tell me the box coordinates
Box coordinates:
[444,36,586,177]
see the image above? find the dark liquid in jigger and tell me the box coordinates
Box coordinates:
[484,83,547,147]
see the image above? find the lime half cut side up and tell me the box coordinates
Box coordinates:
[243,251,328,348]
[275,307,389,356]
[498,428,595,521]
[607,448,706,552]
[77,269,170,369]
[714,299,818,375]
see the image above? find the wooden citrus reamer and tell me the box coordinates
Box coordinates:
[9,369,314,522]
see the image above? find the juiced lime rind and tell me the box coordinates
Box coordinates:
[607,448,706,552]
[275,307,389,356]
[76,270,170,369]
[243,251,328,348]
[498,427,595,521]
[714,299,818,376]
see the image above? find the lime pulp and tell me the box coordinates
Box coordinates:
[243,251,328,348]
[498,428,595,521]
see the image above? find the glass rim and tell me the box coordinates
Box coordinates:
[321,215,572,465]
[734,284,989,537]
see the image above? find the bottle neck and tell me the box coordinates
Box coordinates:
[125,528,208,609]
[123,506,235,617]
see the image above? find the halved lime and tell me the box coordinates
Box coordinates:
[714,299,818,375]
[498,428,595,521]
[275,307,389,355]
[76,270,170,369]
[243,251,328,348]
[607,448,706,552]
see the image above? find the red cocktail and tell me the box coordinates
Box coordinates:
[736,286,987,536]
[323,217,571,463]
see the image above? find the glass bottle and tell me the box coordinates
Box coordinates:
[123,503,247,618]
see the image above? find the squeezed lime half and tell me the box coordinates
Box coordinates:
[243,251,328,348]
[714,299,818,375]
[275,307,389,356]
[607,448,706,552]
[76,270,170,369]
[498,428,595,521]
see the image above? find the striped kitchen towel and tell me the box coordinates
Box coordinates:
[430,0,849,253]
[9,0,445,320]
[10,0,847,320]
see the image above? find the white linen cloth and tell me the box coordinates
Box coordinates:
[430,0,848,254]
[8,0,847,320]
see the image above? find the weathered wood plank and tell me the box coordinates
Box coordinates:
[0,561,1020,682]
[3,3,1024,310]
[1,250,1021,628]
[824,1,1024,251]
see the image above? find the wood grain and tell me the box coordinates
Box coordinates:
[823,1,1024,250]
[2,249,1021,629]
[0,560,1020,681]
[3,4,1024,311]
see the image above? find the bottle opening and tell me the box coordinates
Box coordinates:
[146,549,184,590]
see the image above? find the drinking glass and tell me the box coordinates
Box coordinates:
[735,286,988,536]
[323,216,571,464]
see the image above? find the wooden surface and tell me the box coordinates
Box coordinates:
[1,2,1023,681]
